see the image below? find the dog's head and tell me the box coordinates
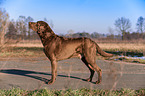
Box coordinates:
[29,21,53,37]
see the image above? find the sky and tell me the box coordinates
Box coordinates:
[1,0,145,35]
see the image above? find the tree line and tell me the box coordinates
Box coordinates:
[1,9,145,45]
[62,16,145,40]
[114,16,145,40]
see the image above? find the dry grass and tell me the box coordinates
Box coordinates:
[10,40,43,47]
[92,39,145,53]
[11,43,43,47]
[11,40,145,53]
[1,39,145,58]
[98,43,145,53]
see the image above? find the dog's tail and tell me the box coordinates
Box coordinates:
[95,43,113,57]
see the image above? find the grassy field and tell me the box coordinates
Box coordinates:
[11,39,145,53]
[0,47,44,57]
[0,88,144,96]
[99,43,145,53]
[0,40,145,63]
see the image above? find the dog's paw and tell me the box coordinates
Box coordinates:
[47,79,55,84]
[95,80,101,84]
[85,78,92,82]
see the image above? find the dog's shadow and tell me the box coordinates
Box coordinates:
[0,69,94,84]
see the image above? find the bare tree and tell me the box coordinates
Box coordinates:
[114,17,131,40]
[16,16,27,40]
[6,21,17,39]
[136,16,145,33]
[108,27,114,39]
[25,16,34,39]
[0,9,9,45]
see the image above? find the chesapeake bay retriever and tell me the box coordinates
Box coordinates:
[29,21,113,84]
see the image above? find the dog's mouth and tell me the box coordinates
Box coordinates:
[29,22,33,28]
[29,22,37,32]
[29,22,35,28]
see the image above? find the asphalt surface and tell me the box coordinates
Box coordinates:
[0,57,145,90]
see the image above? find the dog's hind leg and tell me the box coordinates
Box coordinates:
[82,56,102,84]
[83,39,102,84]
[81,56,95,82]
[90,63,102,84]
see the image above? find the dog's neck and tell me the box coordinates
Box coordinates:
[38,27,56,46]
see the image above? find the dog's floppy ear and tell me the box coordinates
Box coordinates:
[38,24,45,33]
[36,21,48,34]
[37,21,55,37]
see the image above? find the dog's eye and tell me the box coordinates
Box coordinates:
[36,24,38,27]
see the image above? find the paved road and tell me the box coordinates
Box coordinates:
[0,57,145,90]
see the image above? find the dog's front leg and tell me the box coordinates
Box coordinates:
[48,60,57,84]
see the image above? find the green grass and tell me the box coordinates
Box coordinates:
[0,88,144,96]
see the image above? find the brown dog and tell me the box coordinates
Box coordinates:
[29,21,113,84]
